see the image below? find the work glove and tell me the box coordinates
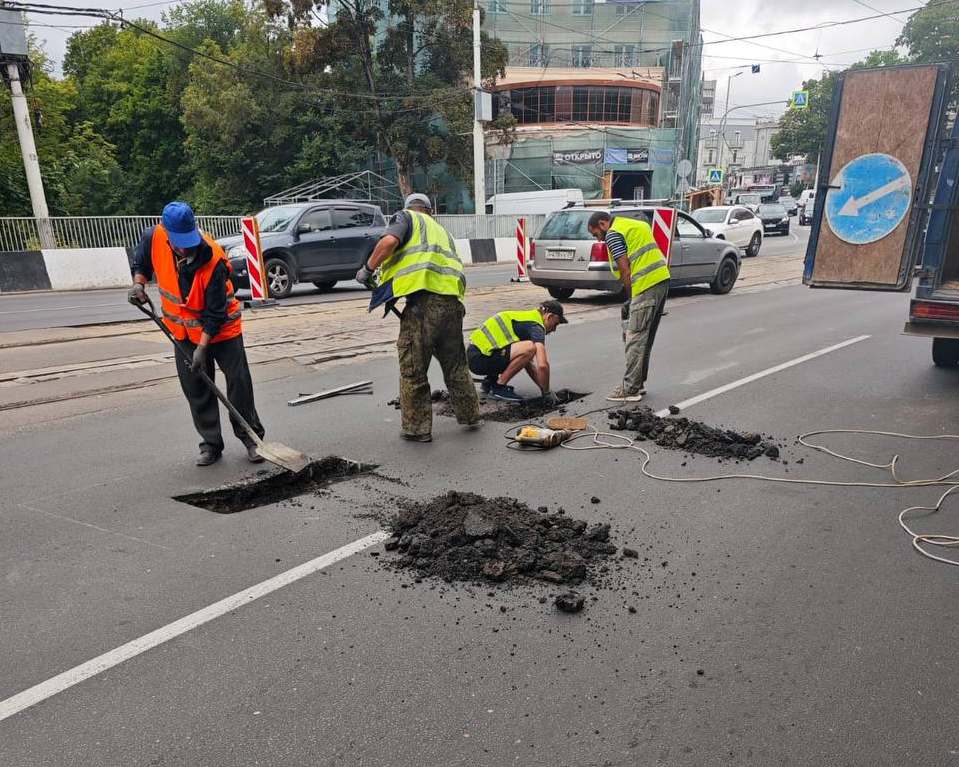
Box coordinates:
[355,264,374,287]
[190,344,209,375]
[621,302,630,322]
[541,391,559,406]
[127,283,147,306]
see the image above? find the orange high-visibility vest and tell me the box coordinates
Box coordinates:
[152,224,243,344]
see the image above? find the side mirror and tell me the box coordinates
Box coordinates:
[705,228,714,237]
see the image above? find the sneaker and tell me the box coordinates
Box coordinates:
[196,448,222,466]
[245,444,265,464]
[490,383,523,403]
[401,432,433,443]
[606,385,643,403]
[480,376,496,394]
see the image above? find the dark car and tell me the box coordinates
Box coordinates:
[757,203,791,236]
[218,201,386,298]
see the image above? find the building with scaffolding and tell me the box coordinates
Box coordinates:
[483,0,703,203]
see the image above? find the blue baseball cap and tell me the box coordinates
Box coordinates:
[162,201,202,249]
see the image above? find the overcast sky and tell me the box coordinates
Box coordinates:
[20,0,913,119]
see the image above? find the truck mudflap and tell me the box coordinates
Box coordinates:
[803,64,951,291]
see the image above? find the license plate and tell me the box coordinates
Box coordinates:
[546,248,576,260]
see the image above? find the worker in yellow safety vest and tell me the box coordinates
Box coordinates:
[356,193,480,443]
[466,300,568,403]
[587,211,670,402]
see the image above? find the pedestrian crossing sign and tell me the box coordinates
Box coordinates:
[708,169,724,184]
[792,90,809,109]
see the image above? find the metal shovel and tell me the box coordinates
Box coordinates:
[134,295,311,474]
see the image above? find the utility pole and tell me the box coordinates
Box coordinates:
[472,2,486,214]
[716,71,742,177]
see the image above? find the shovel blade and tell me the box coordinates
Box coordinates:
[257,441,311,474]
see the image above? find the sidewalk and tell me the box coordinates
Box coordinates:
[0,253,803,420]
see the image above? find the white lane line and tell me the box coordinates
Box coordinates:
[0,530,389,724]
[655,335,871,417]
[0,303,122,315]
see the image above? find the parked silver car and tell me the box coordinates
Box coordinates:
[528,205,742,300]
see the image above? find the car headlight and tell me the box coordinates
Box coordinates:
[781,217,789,223]
[228,245,248,260]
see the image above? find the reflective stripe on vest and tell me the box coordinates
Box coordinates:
[469,309,544,355]
[378,211,465,300]
[607,216,670,299]
[151,224,244,344]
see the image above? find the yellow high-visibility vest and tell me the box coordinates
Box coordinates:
[469,309,544,355]
[378,211,465,300]
[608,216,670,298]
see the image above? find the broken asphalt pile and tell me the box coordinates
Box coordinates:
[608,406,781,461]
[437,388,587,422]
[381,491,621,604]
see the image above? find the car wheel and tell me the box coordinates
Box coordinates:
[313,280,337,292]
[547,287,575,301]
[932,338,959,368]
[710,256,739,295]
[265,257,294,298]
[746,232,762,257]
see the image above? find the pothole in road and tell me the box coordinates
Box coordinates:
[173,456,374,513]
[432,388,589,422]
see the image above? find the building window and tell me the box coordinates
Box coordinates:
[529,44,550,67]
[731,150,739,164]
[530,0,550,15]
[614,44,636,68]
[493,85,658,127]
[571,0,593,15]
[615,1,635,16]
[572,44,592,68]
[707,149,714,164]
[488,0,506,12]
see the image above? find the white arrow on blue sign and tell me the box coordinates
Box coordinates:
[824,153,912,245]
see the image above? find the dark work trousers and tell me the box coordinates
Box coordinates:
[173,334,265,454]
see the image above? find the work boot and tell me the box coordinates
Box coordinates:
[462,419,484,431]
[246,444,265,464]
[606,384,643,403]
[401,432,433,443]
[196,448,222,466]
[490,383,523,403]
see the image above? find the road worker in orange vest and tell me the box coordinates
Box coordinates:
[127,201,265,466]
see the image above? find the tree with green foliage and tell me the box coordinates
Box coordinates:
[897,1,959,102]
[264,0,509,201]
[770,72,838,164]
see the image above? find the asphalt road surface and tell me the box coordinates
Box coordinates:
[3,256,957,765]
[0,226,808,332]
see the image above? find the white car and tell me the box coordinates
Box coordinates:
[690,206,764,257]
[798,188,816,225]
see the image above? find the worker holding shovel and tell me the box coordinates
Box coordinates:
[128,201,266,467]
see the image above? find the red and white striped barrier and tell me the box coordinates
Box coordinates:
[652,207,675,263]
[513,217,529,282]
[241,216,269,301]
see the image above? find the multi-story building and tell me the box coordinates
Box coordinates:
[697,117,783,185]
[484,0,703,203]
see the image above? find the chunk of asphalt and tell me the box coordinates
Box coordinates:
[555,592,585,614]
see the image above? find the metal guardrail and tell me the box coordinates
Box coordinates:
[0,216,243,252]
[0,213,545,251]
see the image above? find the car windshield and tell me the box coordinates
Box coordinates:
[256,206,301,233]
[538,210,595,240]
[759,205,787,216]
[779,197,794,204]
[738,195,762,205]
[691,208,728,224]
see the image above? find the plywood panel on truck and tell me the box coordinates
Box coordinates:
[804,65,949,290]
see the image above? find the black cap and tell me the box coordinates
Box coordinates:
[540,299,568,323]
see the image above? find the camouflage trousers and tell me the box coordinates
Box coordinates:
[397,292,480,436]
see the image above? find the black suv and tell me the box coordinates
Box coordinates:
[218,201,386,298]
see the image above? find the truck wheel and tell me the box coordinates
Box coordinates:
[265,257,295,298]
[312,280,337,292]
[710,257,739,295]
[932,338,959,368]
[548,287,574,300]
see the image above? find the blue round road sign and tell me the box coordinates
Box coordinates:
[824,153,912,245]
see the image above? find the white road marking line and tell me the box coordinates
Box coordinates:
[0,530,389,724]
[655,335,871,418]
[0,303,122,315]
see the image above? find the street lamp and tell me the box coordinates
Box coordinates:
[716,71,743,171]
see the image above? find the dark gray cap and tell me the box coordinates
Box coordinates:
[404,193,432,210]
[540,299,568,323]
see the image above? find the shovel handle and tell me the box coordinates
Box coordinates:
[134,293,264,448]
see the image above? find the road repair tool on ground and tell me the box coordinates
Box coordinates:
[509,425,576,450]
[288,381,373,407]
[135,295,310,473]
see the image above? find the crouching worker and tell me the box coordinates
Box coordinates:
[467,299,567,403]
